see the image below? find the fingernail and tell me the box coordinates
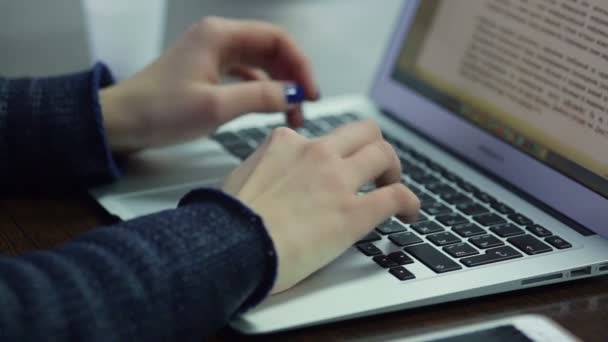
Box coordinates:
[285,83,306,104]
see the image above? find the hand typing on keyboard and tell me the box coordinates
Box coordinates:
[222,120,421,293]
[215,114,574,281]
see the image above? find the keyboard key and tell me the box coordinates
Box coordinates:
[221,136,248,146]
[474,213,507,227]
[296,127,316,138]
[389,266,416,281]
[408,150,429,163]
[241,126,268,137]
[411,221,444,235]
[422,202,453,216]
[388,251,414,265]
[490,223,525,237]
[264,124,284,133]
[408,184,424,196]
[384,133,398,145]
[436,213,469,226]
[526,224,553,237]
[427,232,461,246]
[491,202,515,215]
[456,180,479,193]
[389,232,423,247]
[213,131,243,145]
[323,116,345,128]
[309,121,332,135]
[507,235,553,255]
[405,164,426,178]
[417,193,436,204]
[341,113,359,122]
[411,173,441,185]
[474,191,497,203]
[337,114,355,124]
[453,223,486,237]
[441,193,473,205]
[461,246,523,267]
[394,141,413,155]
[426,183,457,196]
[545,236,572,249]
[373,255,399,268]
[404,244,463,273]
[376,220,407,235]
[508,213,534,226]
[469,235,504,249]
[240,127,268,143]
[412,213,429,223]
[302,120,326,136]
[398,155,416,167]
[300,127,319,138]
[441,170,462,183]
[425,160,446,173]
[456,203,489,216]
[386,134,411,153]
[227,144,255,159]
[384,133,399,144]
[357,243,383,256]
[399,156,410,168]
[443,243,479,258]
[357,231,382,244]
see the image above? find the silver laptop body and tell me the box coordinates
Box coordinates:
[91,0,608,334]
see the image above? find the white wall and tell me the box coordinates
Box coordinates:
[0,0,402,95]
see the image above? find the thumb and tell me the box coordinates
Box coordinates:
[212,81,304,121]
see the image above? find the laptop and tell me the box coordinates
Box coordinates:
[91,0,608,334]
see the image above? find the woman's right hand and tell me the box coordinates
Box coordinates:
[223,120,420,294]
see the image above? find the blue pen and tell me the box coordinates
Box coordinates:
[285,83,306,104]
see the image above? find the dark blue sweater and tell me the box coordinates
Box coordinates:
[0,64,277,341]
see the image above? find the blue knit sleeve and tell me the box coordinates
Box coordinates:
[0,188,278,341]
[0,63,120,190]
[0,67,279,340]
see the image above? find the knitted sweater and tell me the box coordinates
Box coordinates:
[0,64,277,341]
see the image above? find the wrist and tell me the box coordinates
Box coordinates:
[100,84,139,153]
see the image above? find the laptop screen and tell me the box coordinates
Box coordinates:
[392,0,608,199]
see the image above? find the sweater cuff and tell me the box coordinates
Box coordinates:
[91,62,123,182]
[4,62,121,188]
[178,188,278,312]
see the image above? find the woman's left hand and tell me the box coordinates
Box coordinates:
[100,17,319,153]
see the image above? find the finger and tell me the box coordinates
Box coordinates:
[286,106,304,128]
[346,141,402,189]
[355,183,420,231]
[227,66,305,128]
[322,119,382,157]
[216,19,319,101]
[227,65,269,82]
[213,81,301,120]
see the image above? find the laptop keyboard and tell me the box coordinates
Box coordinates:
[213,114,573,282]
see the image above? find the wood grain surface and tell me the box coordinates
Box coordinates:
[1,191,606,342]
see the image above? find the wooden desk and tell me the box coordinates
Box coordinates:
[1,191,607,341]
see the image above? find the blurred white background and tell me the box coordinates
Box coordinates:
[0,0,401,95]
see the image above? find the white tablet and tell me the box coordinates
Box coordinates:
[386,314,580,342]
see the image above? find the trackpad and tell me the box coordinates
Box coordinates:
[91,138,239,220]
[97,180,223,219]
